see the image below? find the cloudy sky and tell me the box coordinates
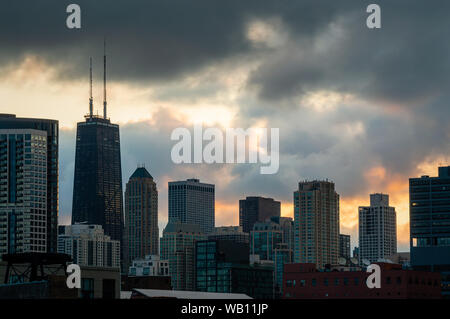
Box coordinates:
[1,0,450,251]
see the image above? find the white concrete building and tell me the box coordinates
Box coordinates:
[359,193,397,264]
[58,223,120,269]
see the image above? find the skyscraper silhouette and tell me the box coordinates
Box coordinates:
[71,51,123,246]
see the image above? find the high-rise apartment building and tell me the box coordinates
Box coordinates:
[359,193,397,263]
[124,167,158,269]
[239,196,280,233]
[294,180,340,269]
[72,56,123,245]
[0,114,59,256]
[160,222,205,291]
[168,178,214,233]
[58,224,120,269]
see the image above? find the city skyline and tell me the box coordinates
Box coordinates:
[3,1,450,252]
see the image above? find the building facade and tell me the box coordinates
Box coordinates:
[294,180,340,269]
[250,220,283,261]
[359,193,397,264]
[195,240,272,298]
[274,242,293,297]
[168,178,215,234]
[283,263,441,299]
[58,224,120,269]
[339,234,351,260]
[0,114,59,256]
[124,167,159,269]
[410,166,450,298]
[160,222,205,291]
[128,255,169,277]
[207,226,249,244]
[195,239,249,292]
[239,196,280,233]
[71,114,123,245]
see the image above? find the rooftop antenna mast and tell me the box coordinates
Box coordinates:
[89,57,93,118]
[103,38,107,119]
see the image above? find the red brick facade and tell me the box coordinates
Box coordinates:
[283,263,441,299]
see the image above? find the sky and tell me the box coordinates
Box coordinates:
[1,0,450,251]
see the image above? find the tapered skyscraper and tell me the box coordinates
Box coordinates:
[71,51,124,245]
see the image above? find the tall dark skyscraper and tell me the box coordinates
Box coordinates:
[0,114,59,255]
[71,53,124,245]
[239,196,281,233]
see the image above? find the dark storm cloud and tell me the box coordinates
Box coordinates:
[0,0,356,82]
[249,1,450,105]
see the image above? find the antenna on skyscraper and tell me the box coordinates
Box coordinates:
[89,57,93,118]
[103,38,107,119]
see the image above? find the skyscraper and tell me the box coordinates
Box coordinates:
[124,167,159,269]
[294,180,340,269]
[168,178,215,233]
[359,193,397,263]
[71,54,124,246]
[239,196,281,233]
[0,114,59,256]
[410,166,450,297]
[160,222,205,291]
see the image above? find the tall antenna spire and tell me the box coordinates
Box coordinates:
[89,57,93,118]
[103,38,107,119]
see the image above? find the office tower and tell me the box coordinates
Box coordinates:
[168,178,214,233]
[294,180,340,269]
[239,196,281,233]
[195,239,273,298]
[410,166,450,297]
[339,234,351,259]
[124,167,158,269]
[160,222,205,291]
[0,114,59,256]
[250,220,283,261]
[58,224,120,268]
[207,226,249,244]
[358,193,397,263]
[72,55,124,245]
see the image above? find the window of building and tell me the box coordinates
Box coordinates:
[81,278,94,299]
